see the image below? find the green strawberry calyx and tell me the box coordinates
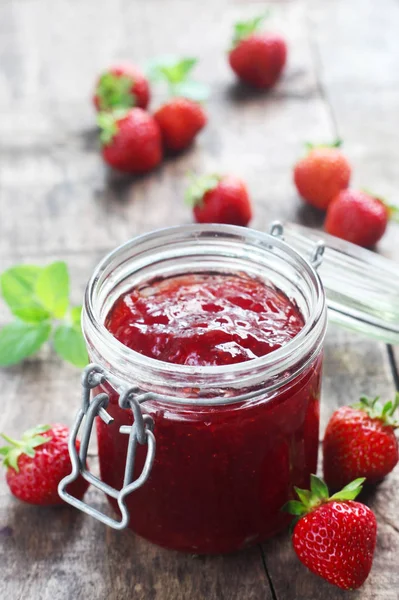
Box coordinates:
[184,173,221,208]
[282,475,366,527]
[96,73,137,112]
[232,12,269,46]
[354,393,399,428]
[386,204,399,224]
[97,109,129,145]
[305,138,343,152]
[0,424,52,472]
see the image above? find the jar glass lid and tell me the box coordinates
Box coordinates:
[278,222,399,345]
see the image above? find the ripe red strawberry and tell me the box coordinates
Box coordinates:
[293,141,351,210]
[154,98,207,152]
[284,475,377,590]
[185,174,252,226]
[323,394,399,489]
[93,64,150,111]
[0,424,88,505]
[325,189,399,247]
[228,15,287,89]
[98,108,162,173]
[149,57,208,152]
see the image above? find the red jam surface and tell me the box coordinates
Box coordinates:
[97,273,322,553]
[105,274,305,365]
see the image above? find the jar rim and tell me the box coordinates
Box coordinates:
[83,224,327,394]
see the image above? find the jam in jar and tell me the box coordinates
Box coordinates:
[82,225,327,553]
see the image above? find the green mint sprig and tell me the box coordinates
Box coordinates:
[146,56,210,102]
[0,262,88,368]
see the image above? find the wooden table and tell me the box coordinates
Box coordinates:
[1,0,399,598]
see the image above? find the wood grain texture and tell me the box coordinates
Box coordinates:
[0,0,398,599]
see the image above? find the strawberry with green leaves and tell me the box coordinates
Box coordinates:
[185,174,252,226]
[150,58,208,152]
[0,424,88,505]
[323,394,399,489]
[98,108,162,173]
[228,14,287,89]
[93,64,150,112]
[0,262,87,368]
[284,475,377,590]
[293,140,351,210]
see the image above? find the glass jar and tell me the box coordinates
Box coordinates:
[61,224,327,554]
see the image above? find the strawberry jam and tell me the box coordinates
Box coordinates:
[97,272,322,553]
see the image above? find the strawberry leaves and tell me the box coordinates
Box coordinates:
[330,478,366,501]
[0,262,87,368]
[96,73,137,112]
[283,475,366,518]
[147,56,209,102]
[354,393,399,427]
[185,173,221,207]
[0,425,52,472]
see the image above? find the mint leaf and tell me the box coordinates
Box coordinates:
[70,305,82,328]
[0,321,51,366]
[0,265,50,323]
[146,55,179,81]
[53,324,88,368]
[159,58,197,84]
[146,56,197,83]
[172,80,210,102]
[35,261,69,319]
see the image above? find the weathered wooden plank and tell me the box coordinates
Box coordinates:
[0,487,270,600]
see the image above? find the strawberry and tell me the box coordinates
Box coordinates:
[0,424,88,505]
[185,174,252,226]
[154,98,207,152]
[284,475,377,590]
[93,64,150,112]
[323,394,399,489]
[150,57,208,152]
[228,14,287,89]
[324,189,399,247]
[293,141,351,210]
[98,108,162,173]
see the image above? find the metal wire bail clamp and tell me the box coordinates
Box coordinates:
[58,364,156,530]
